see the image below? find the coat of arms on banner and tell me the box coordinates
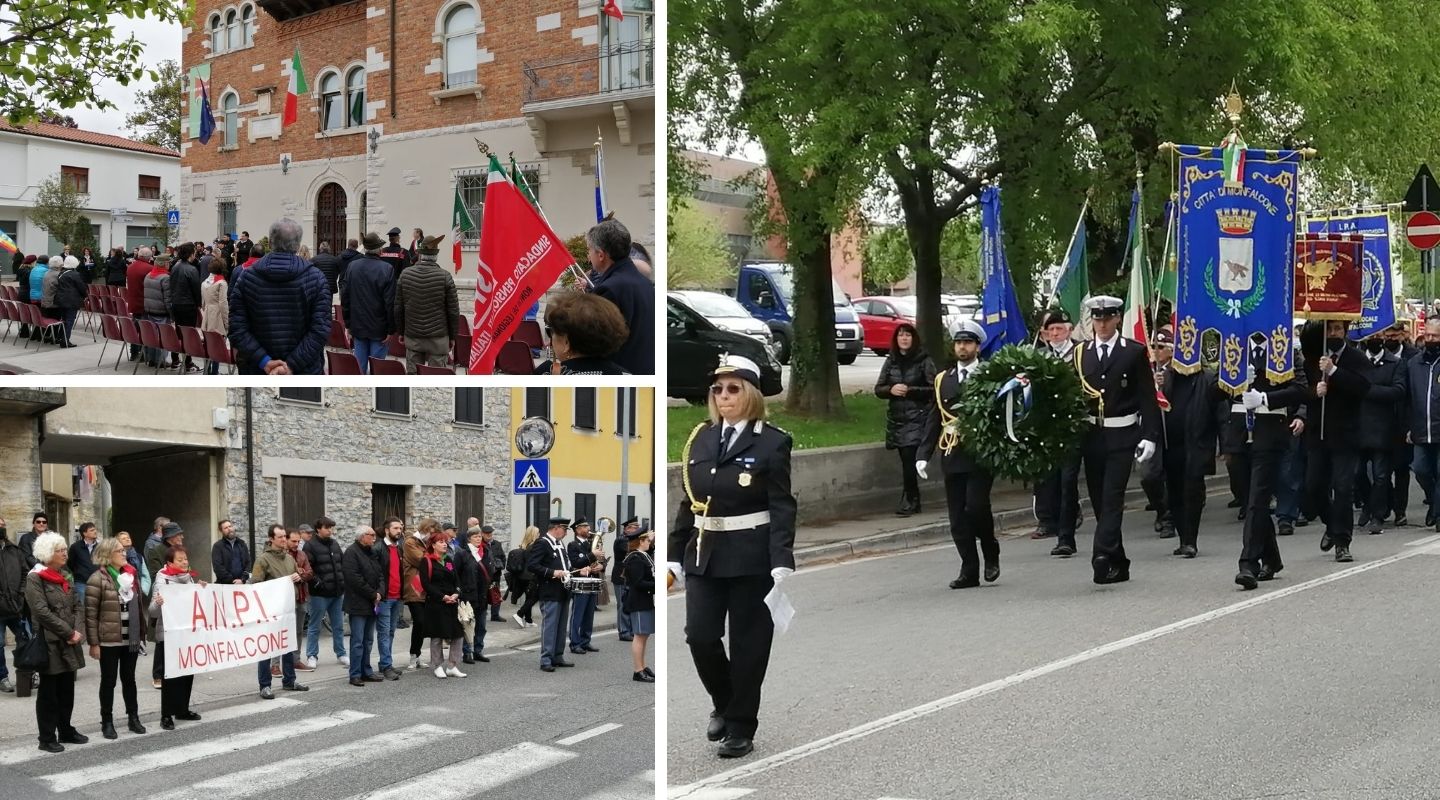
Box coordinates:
[1217,209,1256,292]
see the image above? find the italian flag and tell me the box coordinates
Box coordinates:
[602,0,623,20]
[452,186,475,273]
[1121,188,1149,344]
[282,46,307,127]
[1222,132,1246,186]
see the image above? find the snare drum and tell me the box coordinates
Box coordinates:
[569,577,603,595]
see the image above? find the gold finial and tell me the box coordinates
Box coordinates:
[473,138,491,155]
[1223,80,1244,126]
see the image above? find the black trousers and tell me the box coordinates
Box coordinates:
[518,585,538,622]
[1035,456,1082,545]
[157,642,194,717]
[1227,451,1252,509]
[1392,443,1413,519]
[407,602,427,657]
[99,646,140,718]
[1142,476,1169,524]
[897,446,920,505]
[1238,442,1285,574]
[1081,429,1135,569]
[943,471,997,579]
[1162,447,1206,548]
[35,670,76,744]
[1307,446,1359,547]
[686,574,774,740]
[152,635,165,680]
[1359,448,1393,523]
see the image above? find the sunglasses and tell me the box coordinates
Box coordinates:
[710,384,743,396]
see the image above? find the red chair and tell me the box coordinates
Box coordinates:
[327,316,350,350]
[385,334,405,358]
[137,320,162,373]
[159,323,186,369]
[0,301,16,342]
[368,357,406,375]
[25,305,64,349]
[180,326,209,371]
[326,351,362,374]
[96,315,122,368]
[494,340,535,375]
[204,330,235,374]
[452,331,471,368]
[512,319,544,349]
[115,316,142,370]
[416,363,453,375]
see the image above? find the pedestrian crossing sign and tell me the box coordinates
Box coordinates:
[513,458,549,495]
[166,209,180,226]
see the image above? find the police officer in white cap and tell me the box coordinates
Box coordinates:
[670,353,797,759]
[916,320,1000,588]
[1075,296,1162,584]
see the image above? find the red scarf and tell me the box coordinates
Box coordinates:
[160,563,195,578]
[34,567,69,593]
[147,265,168,278]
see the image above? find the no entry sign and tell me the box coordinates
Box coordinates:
[1406,211,1440,250]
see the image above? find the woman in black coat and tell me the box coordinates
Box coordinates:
[105,249,129,287]
[418,533,465,679]
[55,261,88,347]
[621,531,655,683]
[874,322,938,516]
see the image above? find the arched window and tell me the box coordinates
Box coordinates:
[443,5,478,88]
[345,67,366,127]
[241,5,254,46]
[320,72,343,131]
[210,14,223,52]
[223,93,239,147]
[226,9,238,52]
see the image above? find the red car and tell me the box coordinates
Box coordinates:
[854,295,918,355]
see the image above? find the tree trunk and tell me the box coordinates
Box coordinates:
[906,214,947,364]
[771,167,845,419]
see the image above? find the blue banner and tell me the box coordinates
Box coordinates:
[1306,211,1395,340]
[979,185,1028,356]
[1173,146,1302,392]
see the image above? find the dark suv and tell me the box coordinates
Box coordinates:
[668,296,784,401]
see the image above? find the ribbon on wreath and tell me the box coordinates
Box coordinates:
[994,373,1034,443]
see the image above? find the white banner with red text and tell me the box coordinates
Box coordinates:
[159,577,296,678]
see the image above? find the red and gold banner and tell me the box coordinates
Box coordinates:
[1293,234,1363,320]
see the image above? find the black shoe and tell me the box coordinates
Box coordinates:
[397,619,410,629]
[59,730,88,745]
[1320,532,1334,552]
[1092,555,1111,584]
[644,667,655,678]
[633,671,655,683]
[707,713,726,742]
[1336,546,1354,563]
[175,711,200,721]
[555,661,575,668]
[1237,508,1247,521]
[1296,516,1312,528]
[1257,564,1282,581]
[463,655,475,664]
[160,716,174,730]
[1357,511,1371,528]
[384,668,403,680]
[1278,520,1295,536]
[718,736,754,758]
[1145,502,1157,512]
[541,665,556,672]
[1367,520,1383,535]
[618,636,634,642]
[490,616,503,623]
[1395,516,1409,527]
[127,714,146,735]
[37,741,63,753]
[1158,526,1177,539]
[474,655,490,663]
[1153,518,1163,532]
[983,562,1000,583]
[350,678,365,687]
[1050,543,1075,557]
[1227,498,1243,508]
[1235,570,1258,590]
[570,648,586,655]
[362,674,384,683]
[1178,544,1197,558]
[101,718,117,740]
[948,575,979,589]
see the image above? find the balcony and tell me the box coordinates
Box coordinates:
[256,0,358,22]
[521,39,654,150]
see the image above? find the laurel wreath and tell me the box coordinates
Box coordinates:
[1204,257,1267,318]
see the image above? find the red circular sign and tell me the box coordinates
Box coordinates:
[1407,210,1440,250]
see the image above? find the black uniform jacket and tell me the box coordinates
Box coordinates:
[915,363,983,475]
[1302,344,1371,449]
[566,536,602,582]
[1222,347,1310,453]
[1076,335,1163,449]
[670,419,798,578]
[526,535,572,602]
[1159,365,1226,478]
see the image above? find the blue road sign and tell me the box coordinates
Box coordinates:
[513,458,550,495]
[166,209,180,226]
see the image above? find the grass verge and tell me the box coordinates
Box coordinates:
[667,392,888,462]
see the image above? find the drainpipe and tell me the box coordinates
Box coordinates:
[389,0,397,120]
[246,389,256,557]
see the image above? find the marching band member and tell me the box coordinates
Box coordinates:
[527,518,576,673]
[565,518,602,655]
[1034,309,1084,555]
[916,319,999,589]
[1075,296,1162,585]
[1234,334,1309,588]
[669,354,797,760]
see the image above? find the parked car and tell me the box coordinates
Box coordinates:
[668,290,776,357]
[668,296,783,402]
[853,296,917,355]
[728,261,864,365]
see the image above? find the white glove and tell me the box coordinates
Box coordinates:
[1242,389,1265,411]
[1135,439,1157,464]
[915,460,929,479]
[770,567,794,583]
[666,562,685,589]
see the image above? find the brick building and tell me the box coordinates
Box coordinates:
[177,0,654,290]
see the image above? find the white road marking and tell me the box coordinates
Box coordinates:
[557,722,623,746]
[578,770,656,799]
[666,789,757,799]
[1405,533,1440,547]
[668,543,1440,797]
[0,697,307,766]
[148,723,462,800]
[343,741,576,800]
[41,709,373,793]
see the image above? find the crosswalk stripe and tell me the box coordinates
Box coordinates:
[0,697,307,767]
[556,722,623,746]
[41,708,373,793]
[344,741,576,800]
[666,789,756,799]
[578,769,655,799]
[148,723,463,800]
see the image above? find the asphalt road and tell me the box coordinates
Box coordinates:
[0,635,654,799]
[667,504,1440,799]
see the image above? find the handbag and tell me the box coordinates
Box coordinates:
[457,600,475,624]
[487,584,502,606]
[13,632,47,672]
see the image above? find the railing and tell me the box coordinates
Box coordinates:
[522,39,654,105]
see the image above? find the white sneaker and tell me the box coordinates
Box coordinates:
[433,666,447,679]
[338,655,350,667]
[408,656,419,670]
[445,666,467,678]
[512,613,526,629]
[305,657,317,669]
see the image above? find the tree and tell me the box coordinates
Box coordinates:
[124,59,182,151]
[0,0,191,125]
[862,225,914,293]
[151,189,179,250]
[667,198,736,288]
[28,174,92,254]
[36,111,78,128]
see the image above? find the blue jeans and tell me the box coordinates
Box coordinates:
[1275,435,1306,522]
[614,583,633,638]
[1412,445,1440,521]
[463,606,488,657]
[539,597,570,668]
[348,614,377,680]
[568,592,598,650]
[259,651,295,689]
[376,598,403,671]
[73,582,87,611]
[0,616,28,680]
[306,595,345,660]
[353,338,387,373]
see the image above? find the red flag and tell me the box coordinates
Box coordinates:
[468,156,575,374]
[602,0,623,20]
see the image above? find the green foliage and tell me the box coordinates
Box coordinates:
[0,1,191,124]
[950,345,1088,482]
[28,174,91,252]
[666,198,735,288]
[667,392,886,461]
[124,59,182,152]
[864,219,981,294]
[151,190,179,250]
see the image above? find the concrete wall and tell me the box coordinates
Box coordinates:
[0,415,44,536]
[106,450,225,582]
[45,388,230,450]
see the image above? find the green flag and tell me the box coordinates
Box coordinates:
[452,186,475,273]
[1056,209,1089,323]
[509,155,538,208]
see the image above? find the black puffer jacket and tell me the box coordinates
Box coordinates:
[307,535,345,597]
[340,255,395,341]
[341,541,383,616]
[312,252,342,296]
[227,252,331,374]
[55,268,88,311]
[874,334,938,450]
[394,254,459,340]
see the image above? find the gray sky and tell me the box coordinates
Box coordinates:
[67,14,182,138]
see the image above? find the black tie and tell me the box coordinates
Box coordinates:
[960,367,970,381]
[721,426,735,456]
[1099,343,1110,363]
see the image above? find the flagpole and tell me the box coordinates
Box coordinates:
[1034,196,1090,345]
[493,144,593,290]
[1150,196,1176,330]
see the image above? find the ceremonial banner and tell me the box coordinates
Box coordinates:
[978,185,1028,356]
[159,578,296,678]
[1293,234,1364,321]
[1173,145,1302,391]
[1304,211,1395,338]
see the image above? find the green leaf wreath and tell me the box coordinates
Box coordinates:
[948,344,1089,482]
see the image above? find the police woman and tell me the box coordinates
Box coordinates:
[670,354,797,760]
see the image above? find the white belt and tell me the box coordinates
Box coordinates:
[697,511,771,532]
[1231,403,1285,416]
[1085,413,1138,428]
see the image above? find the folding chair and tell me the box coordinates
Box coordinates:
[326,351,362,374]
[368,357,406,375]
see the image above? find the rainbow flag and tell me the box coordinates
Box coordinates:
[0,230,16,256]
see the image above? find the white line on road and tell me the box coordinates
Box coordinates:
[0,696,307,766]
[666,789,756,800]
[669,543,1440,797]
[343,741,576,800]
[578,770,656,799]
[557,722,623,746]
[148,723,462,800]
[41,709,373,793]
[1405,534,1440,547]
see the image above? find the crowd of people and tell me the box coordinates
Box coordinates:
[0,509,656,753]
[5,215,656,375]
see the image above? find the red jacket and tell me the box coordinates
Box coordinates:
[125,259,153,315]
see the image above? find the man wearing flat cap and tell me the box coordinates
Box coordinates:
[395,233,460,373]
[527,518,576,671]
[1073,295,1162,584]
[1035,309,1083,553]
